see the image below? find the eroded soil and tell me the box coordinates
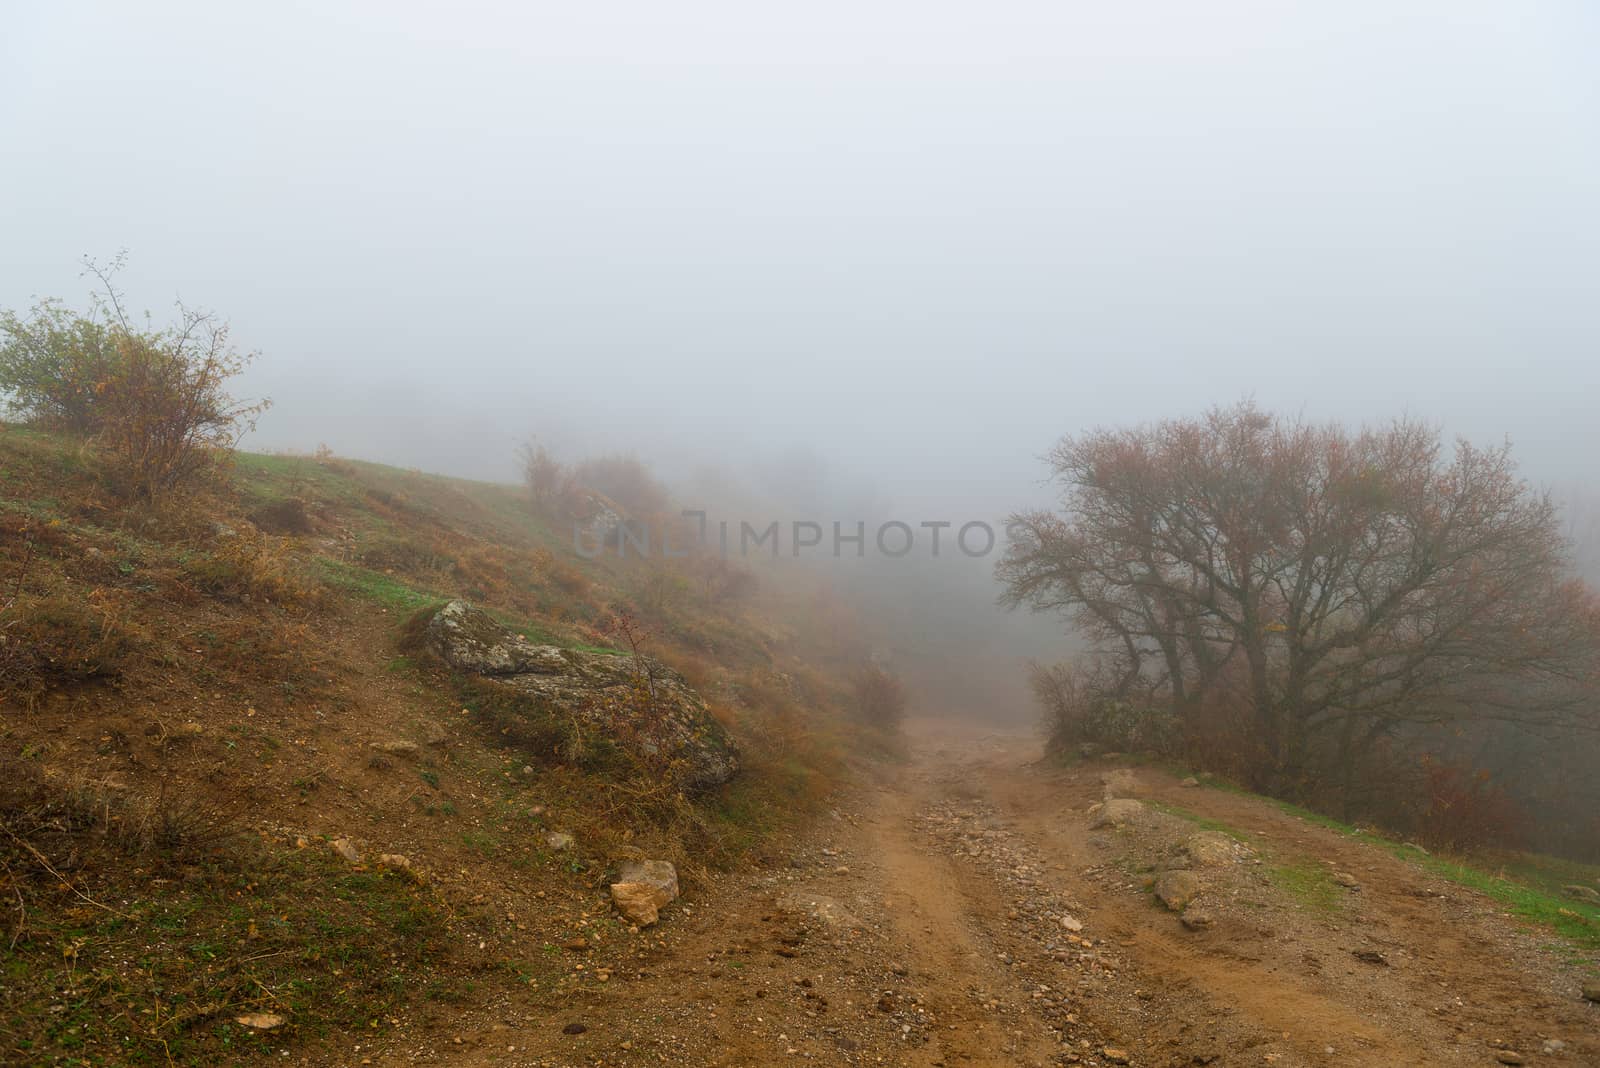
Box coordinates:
[337,720,1598,1067]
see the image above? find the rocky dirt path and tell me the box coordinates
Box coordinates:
[368,720,1596,1067]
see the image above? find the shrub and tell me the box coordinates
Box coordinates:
[93,314,268,500]
[574,454,669,516]
[518,439,575,513]
[0,256,269,500]
[0,299,120,431]
[1408,756,1529,852]
[851,663,907,731]
[1029,660,1178,756]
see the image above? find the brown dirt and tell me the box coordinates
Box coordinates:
[323,719,1596,1068]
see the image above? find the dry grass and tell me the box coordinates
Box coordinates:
[0,590,147,703]
[0,756,460,1065]
[0,427,882,1061]
[181,526,325,609]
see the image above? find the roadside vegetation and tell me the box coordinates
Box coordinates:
[1151,776,1600,950]
[1005,402,1600,866]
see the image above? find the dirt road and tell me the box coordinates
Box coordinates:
[409,720,1596,1068]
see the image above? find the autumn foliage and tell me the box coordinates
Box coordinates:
[0,257,267,500]
[1002,403,1600,846]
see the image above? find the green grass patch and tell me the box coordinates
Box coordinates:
[313,558,440,612]
[1198,780,1600,952]
[1402,853,1600,952]
[1145,799,1252,843]
[1268,858,1343,913]
[316,558,615,655]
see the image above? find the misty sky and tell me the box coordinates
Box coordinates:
[5,1,1599,519]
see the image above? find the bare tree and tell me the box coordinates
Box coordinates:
[1001,402,1600,801]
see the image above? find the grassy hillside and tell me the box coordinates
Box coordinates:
[1138,760,1600,954]
[0,427,880,1065]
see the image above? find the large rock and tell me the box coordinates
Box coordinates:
[610,858,680,926]
[611,883,665,926]
[616,859,680,901]
[424,601,738,788]
[1100,768,1141,800]
[1089,798,1146,829]
[1155,869,1204,911]
[1174,831,1253,869]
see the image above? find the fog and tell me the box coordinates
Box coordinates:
[6,1,1599,718]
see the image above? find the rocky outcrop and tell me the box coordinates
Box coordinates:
[423,600,738,788]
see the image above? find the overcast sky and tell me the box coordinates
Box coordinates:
[5,1,1598,518]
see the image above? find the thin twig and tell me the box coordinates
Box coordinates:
[1,854,26,951]
[0,823,131,919]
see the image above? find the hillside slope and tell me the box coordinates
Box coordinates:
[0,429,877,1065]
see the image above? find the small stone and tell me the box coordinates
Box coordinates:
[611,882,667,926]
[370,739,420,759]
[545,831,575,851]
[1332,871,1360,889]
[1179,776,1200,787]
[235,1013,285,1030]
[1102,1048,1131,1065]
[330,837,361,864]
[1582,980,1600,1003]
[1059,914,1083,932]
[1181,906,1214,930]
[376,853,424,883]
[1494,1052,1525,1066]
[561,1022,587,1035]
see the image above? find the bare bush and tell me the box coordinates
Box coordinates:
[574,454,670,516]
[1028,659,1177,756]
[851,663,907,731]
[518,439,579,514]
[93,308,268,500]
